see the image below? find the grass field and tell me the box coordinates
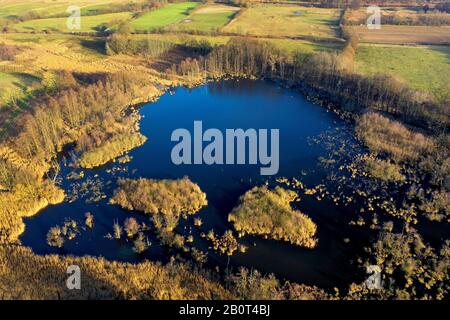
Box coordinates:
[0,2,45,18]
[355,44,450,100]
[173,4,239,32]
[223,5,340,40]
[0,72,39,105]
[352,25,450,45]
[12,11,132,33]
[130,2,199,31]
[0,0,123,18]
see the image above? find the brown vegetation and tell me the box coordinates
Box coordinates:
[356,112,434,162]
[0,179,64,243]
[110,177,207,249]
[228,186,317,248]
[78,132,147,168]
[347,227,450,300]
[206,229,240,256]
[0,245,232,299]
[351,25,450,45]
[344,8,450,26]
[110,177,207,216]
[363,156,405,182]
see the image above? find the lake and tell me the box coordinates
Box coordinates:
[21,79,369,288]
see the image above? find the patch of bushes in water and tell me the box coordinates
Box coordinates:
[363,156,405,182]
[228,186,317,248]
[109,177,207,250]
[109,177,207,216]
[205,229,247,256]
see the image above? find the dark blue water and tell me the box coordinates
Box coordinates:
[21,79,366,288]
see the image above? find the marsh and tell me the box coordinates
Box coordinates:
[21,79,366,288]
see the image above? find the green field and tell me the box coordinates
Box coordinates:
[355,44,450,100]
[0,0,122,18]
[0,72,39,105]
[12,12,132,33]
[130,2,199,31]
[223,5,340,40]
[174,4,239,32]
[0,2,46,18]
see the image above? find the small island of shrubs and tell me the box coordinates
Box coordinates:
[109,177,207,251]
[228,186,317,248]
[109,177,207,217]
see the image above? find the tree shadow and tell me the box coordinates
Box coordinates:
[80,39,106,55]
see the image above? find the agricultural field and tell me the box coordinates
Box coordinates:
[352,25,450,45]
[0,0,125,18]
[11,11,132,33]
[355,44,450,100]
[222,5,340,40]
[0,1,46,18]
[173,4,240,32]
[344,6,450,26]
[130,2,199,31]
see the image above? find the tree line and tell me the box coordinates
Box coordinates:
[171,36,448,132]
[10,72,154,164]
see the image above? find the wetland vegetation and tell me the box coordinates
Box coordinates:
[229,186,317,248]
[0,0,448,301]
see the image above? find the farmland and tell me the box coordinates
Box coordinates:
[0,0,125,18]
[355,44,450,100]
[223,5,340,40]
[173,4,239,33]
[11,12,133,33]
[130,2,199,31]
[344,6,450,26]
[352,25,450,45]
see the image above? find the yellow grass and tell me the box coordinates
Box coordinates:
[352,25,450,45]
[223,5,340,40]
[356,112,434,162]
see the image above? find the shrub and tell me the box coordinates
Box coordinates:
[84,212,94,228]
[46,226,64,248]
[78,133,147,169]
[228,186,317,248]
[419,190,450,222]
[113,220,122,239]
[208,230,239,256]
[363,157,405,182]
[133,232,148,253]
[110,177,207,216]
[356,112,434,162]
[124,217,140,238]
